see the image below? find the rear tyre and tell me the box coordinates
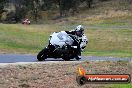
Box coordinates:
[62,55,70,61]
[75,56,81,61]
[37,48,48,61]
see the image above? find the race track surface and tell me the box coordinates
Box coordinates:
[0,54,131,63]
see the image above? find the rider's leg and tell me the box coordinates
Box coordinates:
[72,40,81,60]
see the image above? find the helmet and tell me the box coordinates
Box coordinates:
[75,25,84,37]
[75,25,84,32]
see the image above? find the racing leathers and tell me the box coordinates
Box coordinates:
[65,30,82,59]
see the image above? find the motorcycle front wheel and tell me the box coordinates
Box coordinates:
[37,48,48,61]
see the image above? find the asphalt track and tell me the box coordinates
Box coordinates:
[0,54,131,63]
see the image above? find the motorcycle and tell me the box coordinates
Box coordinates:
[37,31,88,61]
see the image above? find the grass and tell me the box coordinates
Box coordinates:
[82,50,132,58]
[64,0,132,27]
[105,84,132,88]
[0,23,132,58]
[0,24,55,53]
[82,28,132,58]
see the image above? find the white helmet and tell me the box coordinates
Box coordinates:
[75,25,84,37]
[75,25,84,32]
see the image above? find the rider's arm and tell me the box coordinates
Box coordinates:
[65,31,75,35]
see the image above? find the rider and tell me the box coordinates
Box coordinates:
[65,25,84,37]
[65,25,84,60]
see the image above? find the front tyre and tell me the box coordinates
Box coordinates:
[37,48,48,61]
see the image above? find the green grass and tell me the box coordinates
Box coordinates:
[105,84,132,88]
[87,16,132,27]
[83,28,132,58]
[82,50,132,58]
[0,24,132,58]
[0,24,56,53]
[67,15,132,27]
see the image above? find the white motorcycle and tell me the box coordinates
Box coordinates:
[37,31,88,61]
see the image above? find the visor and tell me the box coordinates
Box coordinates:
[76,31,83,37]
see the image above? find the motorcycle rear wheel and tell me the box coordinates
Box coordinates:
[62,55,70,61]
